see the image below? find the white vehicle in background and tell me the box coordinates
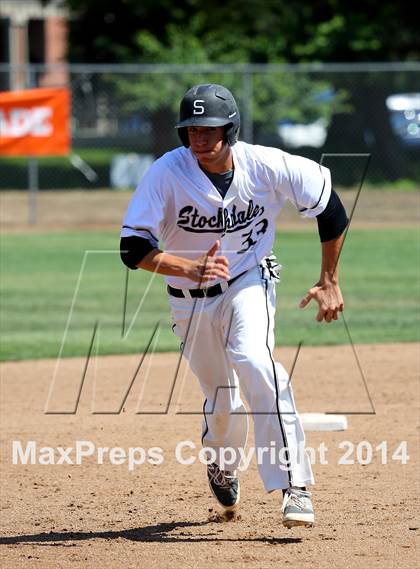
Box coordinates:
[276,88,334,149]
[386,93,420,148]
[277,117,328,149]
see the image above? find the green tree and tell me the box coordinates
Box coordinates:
[67,0,419,63]
[67,0,419,177]
[108,24,347,155]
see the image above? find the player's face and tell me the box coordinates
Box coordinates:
[187,126,232,172]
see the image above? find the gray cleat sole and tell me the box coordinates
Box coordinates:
[283,519,314,529]
[282,512,315,529]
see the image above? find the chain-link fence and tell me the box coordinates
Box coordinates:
[1,62,419,191]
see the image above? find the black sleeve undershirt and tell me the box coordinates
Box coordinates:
[316,189,349,242]
[120,236,156,270]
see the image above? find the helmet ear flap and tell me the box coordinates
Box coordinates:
[178,127,190,148]
[225,123,240,146]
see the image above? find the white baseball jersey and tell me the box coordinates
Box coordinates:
[121,141,332,288]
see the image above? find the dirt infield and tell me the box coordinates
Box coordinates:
[1,343,418,568]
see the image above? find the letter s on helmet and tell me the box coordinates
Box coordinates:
[175,84,240,147]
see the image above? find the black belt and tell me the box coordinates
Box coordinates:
[167,270,247,299]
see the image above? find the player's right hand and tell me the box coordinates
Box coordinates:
[190,240,230,283]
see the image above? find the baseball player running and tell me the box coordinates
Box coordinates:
[120,84,348,528]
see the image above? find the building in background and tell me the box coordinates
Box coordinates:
[0,0,68,90]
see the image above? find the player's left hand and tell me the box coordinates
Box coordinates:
[299,281,344,323]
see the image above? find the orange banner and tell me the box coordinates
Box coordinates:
[0,88,70,157]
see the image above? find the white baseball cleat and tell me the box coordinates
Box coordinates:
[282,487,315,528]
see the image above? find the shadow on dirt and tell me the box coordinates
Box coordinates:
[0,519,302,545]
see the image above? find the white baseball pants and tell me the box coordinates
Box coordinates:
[170,263,314,492]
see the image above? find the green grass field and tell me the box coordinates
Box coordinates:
[0,228,418,361]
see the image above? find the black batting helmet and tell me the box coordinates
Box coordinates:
[175,84,240,147]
